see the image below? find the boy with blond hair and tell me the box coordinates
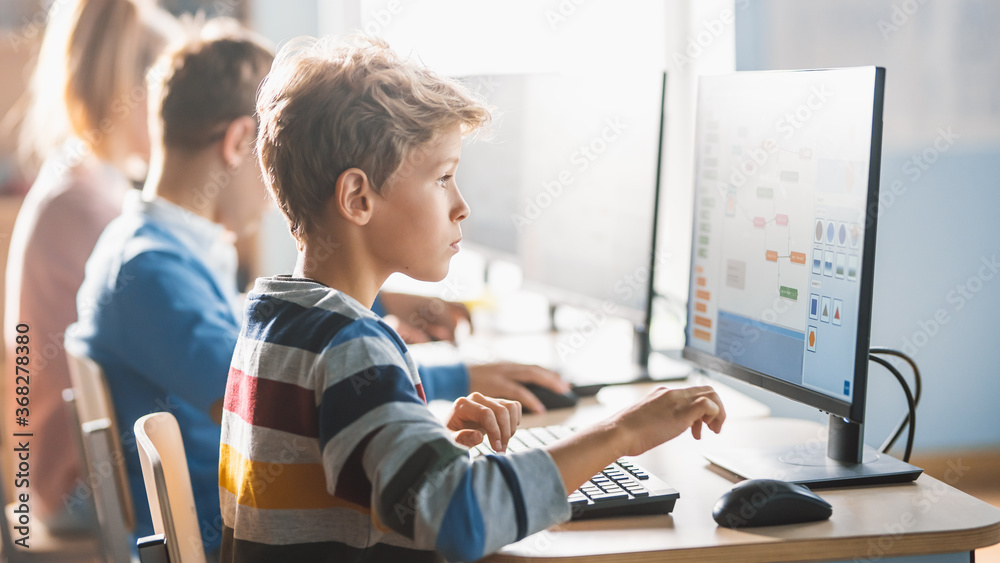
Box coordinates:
[219,36,726,561]
[67,19,274,552]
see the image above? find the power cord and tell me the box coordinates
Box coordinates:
[868,348,922,463]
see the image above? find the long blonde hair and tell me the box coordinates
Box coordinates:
[17,0,178,171]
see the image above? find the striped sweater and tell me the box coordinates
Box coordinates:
[218,277,570,562]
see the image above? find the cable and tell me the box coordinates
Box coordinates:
[870,348,922,455]
[870,347,922,409]
[869,354,916,463]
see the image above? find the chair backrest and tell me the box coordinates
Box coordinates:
[81,417,133,563]
[134,413,207,563]
[65,351,113,424]
[64,351,135,531]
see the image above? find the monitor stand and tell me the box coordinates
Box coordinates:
[632,325,692,382]
[704,415,923,489]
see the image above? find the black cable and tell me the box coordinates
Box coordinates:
[870,348,922,454]
[870,347,922,407]
[869,355,916,463]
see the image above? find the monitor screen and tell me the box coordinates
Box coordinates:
[683,67,885,424]
[456,72,665,323]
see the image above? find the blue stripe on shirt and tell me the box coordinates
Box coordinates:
[243,294,354,354]
[487,454,528,541]
[317,363,425,451]
[330,317,408,358]
[435,468,485,562]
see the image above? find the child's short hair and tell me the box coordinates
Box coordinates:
[149,17,274,151]
[256,35,491,241]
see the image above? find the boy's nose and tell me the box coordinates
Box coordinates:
[453,189,470,222]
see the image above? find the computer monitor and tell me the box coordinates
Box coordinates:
[683,66,921,487]
[456,71,682,384]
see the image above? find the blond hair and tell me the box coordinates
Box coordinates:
[148,17,274,151]
[256,35,491,242]
[18,0,178,167]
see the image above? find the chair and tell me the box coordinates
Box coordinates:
[133,413,206,563]
[65,350,136,562]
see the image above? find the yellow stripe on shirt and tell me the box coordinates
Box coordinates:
[219,443,368,512]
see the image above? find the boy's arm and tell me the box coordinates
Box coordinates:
[319,324,569,561]
[546,386,726,494]
[359,418,569,561]
[358,386,722,559]
[322,323,725,561]
[417,363,469,401]
[419,362,569,414]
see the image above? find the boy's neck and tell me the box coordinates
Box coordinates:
[293,232,387,309]
[142,149,221,223]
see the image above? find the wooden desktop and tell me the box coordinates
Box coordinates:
[480,381,1000,563]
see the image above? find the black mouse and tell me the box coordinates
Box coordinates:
[712,479,832,528]
[522,383,579,412]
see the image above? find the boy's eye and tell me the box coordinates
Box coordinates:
[437,174,453,187]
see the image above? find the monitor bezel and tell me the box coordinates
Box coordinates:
[681,66,886,425]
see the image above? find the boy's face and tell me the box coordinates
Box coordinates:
[368,125,469,282]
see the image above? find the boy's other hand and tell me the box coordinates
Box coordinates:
[379,292,471,344]
[612,386,726,457]
[447,392,522,453]
[467,362,569,415]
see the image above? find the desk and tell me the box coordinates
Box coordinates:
[483,383,1000,563]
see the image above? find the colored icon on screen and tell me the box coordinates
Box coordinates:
[850,224,861,248]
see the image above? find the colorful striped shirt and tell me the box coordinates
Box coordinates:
[219,277,570,562]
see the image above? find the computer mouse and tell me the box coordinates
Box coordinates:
[712,479,832,528]
[522,383,579,412]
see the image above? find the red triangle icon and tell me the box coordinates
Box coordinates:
[834,309,840,320]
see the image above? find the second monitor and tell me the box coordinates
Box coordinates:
[457,71,664,324]
[456,71,680,386]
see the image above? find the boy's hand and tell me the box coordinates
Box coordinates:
[447,392,522,453]
[547,385,725,494]
[467,362,569,414]
[612,385,726,457]
[379,292,471,344]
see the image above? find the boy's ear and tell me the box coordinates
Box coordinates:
[333,168,374,226]
[220,116,257,169]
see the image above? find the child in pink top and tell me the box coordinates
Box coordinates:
[4,0,177,531]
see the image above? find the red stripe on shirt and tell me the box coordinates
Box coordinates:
[225,367,318,437]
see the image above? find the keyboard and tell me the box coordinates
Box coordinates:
[471,425,680,519]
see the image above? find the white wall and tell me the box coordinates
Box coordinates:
[247,0,736,285]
